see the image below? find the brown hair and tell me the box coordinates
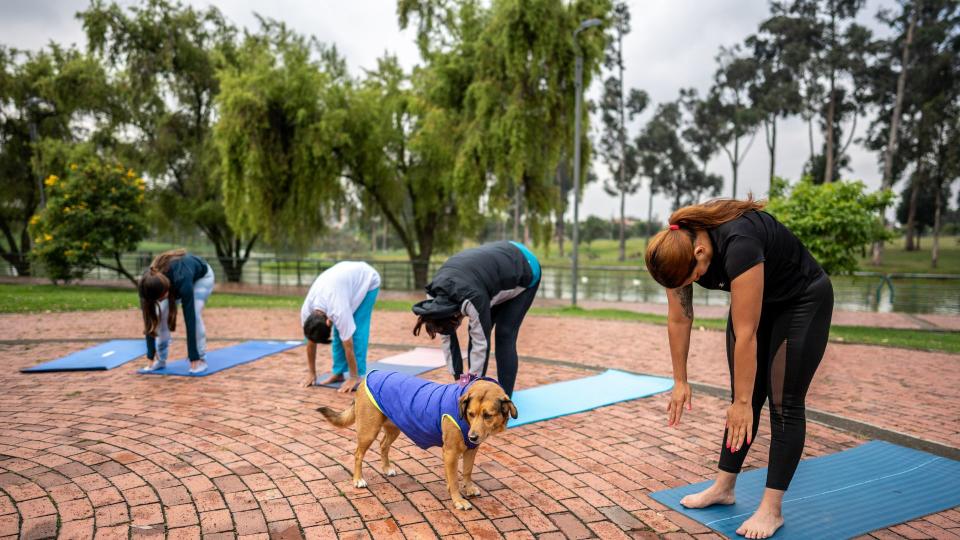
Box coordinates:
[412,314,462,339]
[645,197,766,289]
[138,249,187,337]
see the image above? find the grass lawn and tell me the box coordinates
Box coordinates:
[2,283,956,354]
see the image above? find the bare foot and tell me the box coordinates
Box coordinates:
[736,507,783,539]
[680,482,736,509]
[318,373,344,385]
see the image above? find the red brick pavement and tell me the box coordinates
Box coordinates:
[0,313,958,538]
[3,308,957,448]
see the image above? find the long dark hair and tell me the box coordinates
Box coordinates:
[138,249,186,337]
[645,197,766,288]
[412,314,461,339]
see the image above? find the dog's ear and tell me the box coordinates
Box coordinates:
[459,394,471,419]
[499,398,518,419]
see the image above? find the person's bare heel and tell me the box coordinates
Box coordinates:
[680,472,737,509]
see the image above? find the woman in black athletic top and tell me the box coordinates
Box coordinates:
[645,197,833,539]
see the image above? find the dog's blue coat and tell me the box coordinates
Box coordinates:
[365,370,497,449]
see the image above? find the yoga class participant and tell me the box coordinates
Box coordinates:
[139,249,215,374]
[301,261,381,393]
[412,241,540,397]
[645,197,833,539]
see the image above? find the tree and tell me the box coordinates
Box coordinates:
[447,0,610,245]
[871,1,920,265]
[868,0,960,255]
[710,46,761,197]
[29,152,147,283]
[80,0,258,282]
[0,45,114,276]
[215,22,343,248]
[599,1,648,261]
[580,215,611,246]
[637,102,722,211]
[767,177,892,274]
[747,12,805,191]
[333,54,464,289]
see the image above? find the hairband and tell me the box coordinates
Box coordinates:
[669,224,679,231]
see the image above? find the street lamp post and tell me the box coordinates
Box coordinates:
[571,18,601,307]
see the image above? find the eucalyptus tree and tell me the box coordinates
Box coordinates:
[637,102,721,212]
[710,46,761,198]
[747,13,805,191]
[599,1,648,261]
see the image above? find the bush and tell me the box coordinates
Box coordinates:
[767,177,892,275]
[30,156,148,283]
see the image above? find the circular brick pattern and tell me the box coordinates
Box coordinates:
[1,310,958,539]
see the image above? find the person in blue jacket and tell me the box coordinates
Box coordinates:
[138,249,215,374]
[412,241,540,397]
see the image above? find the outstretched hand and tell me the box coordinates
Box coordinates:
[667,381,692,426]
[725,401,753,452]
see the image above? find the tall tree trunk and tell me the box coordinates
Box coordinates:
[512,185,521,240]
[766,116,777,192]
[823,5,837,184]
[646,181,654,243]
[618,190,626,262]
[371,217,377,252]
[874,2,920,265]
[905,176,921,251]
[731,133,740,198]
[932,180,942,268]
[807,116,815,162]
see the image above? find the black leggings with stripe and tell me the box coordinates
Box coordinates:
[719,273,833,490]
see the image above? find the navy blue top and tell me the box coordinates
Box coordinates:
[365,370,499,449]
[145,254,209,361]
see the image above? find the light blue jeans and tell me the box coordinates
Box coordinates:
[155,264,215,362]
[331,288,378,376]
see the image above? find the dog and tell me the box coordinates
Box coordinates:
[318,370,517,510]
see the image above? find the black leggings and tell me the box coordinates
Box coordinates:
[718,273,833,490]
[482,282,539,397]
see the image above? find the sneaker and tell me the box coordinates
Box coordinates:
[189,360,208,374]
[144,359,166,371]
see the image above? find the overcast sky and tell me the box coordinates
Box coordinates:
[2,0,903,222]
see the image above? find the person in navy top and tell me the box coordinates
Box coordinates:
[412,241,540,397]
[138,249,215,374]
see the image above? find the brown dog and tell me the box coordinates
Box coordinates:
[318,375,517,510]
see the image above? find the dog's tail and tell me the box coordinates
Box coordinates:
[317,400,356,427]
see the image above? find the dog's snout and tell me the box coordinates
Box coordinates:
[468,432,480,444]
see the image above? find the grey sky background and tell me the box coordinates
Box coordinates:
[1,0,903,223]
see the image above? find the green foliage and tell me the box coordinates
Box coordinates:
[767,177,892,274]
[0,45,114,275]
[580,215,611,246]
[80,0,259,282]
[29,154,147,283]
[215,22,342,247]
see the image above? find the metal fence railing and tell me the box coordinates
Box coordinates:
[3,252,959,315]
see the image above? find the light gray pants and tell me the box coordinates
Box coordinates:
[155,264,215,362]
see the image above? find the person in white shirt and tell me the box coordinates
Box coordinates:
[301,261,381,393]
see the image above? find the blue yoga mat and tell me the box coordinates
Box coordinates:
[138,340,302,377]
[21,340,147,372]
[509,369,673,428]
[650,441,960,540]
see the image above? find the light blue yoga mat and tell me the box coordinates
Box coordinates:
[21,340,147,372]
[138,340,302,377]
[650,441,960,540]
[509,369,674,428]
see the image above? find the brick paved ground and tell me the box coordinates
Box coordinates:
[0,308,958,539]
[4,309,958,448]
